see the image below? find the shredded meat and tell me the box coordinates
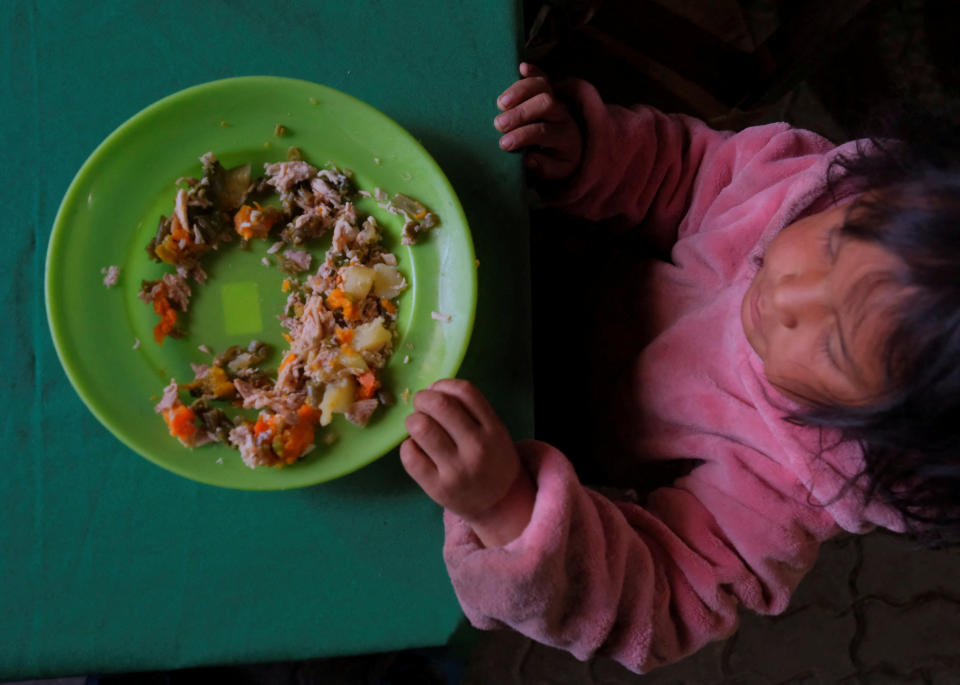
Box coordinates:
[101,265,120,287]
[264,161,317,193]
[283,249,312,271]
[228,423,277,469]
[161,272,192,310]
[154,379,179,413]
[345,399,379,427]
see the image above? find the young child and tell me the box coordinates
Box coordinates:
[399,63,960,673]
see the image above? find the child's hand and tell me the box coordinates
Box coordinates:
[494,62,583,180]
[400,379,536,548]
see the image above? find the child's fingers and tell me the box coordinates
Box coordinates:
[404,411,457,458]
[495,91,565,133]
[524,151,576,180]
[413,389,480,442]
[428,379,503,434]
[499,124,545,151]
[499,121,574,154]
[518,62,547,79]
[399,439,439,490]
[496,76,551,112]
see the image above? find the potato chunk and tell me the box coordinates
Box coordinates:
[318,375,356,426]
[353,317,392,352]
[341,265,376,299]
[338,347,369,371]
[372,264,406,298]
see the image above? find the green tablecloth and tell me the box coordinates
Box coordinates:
[1,1,531,678]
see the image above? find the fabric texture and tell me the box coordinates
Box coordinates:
[3,1,527,678]
[443,78,905,674]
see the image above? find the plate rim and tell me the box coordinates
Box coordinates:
[45,74,477,490]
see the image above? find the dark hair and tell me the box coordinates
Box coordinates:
[791,104,960,548]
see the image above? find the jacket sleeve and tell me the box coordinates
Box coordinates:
[542,79,835,253]
[442,440,844,674]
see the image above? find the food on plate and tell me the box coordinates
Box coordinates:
[101,265,120,287]
[136,151,438,468]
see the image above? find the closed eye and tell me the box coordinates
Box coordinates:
[822,226,840,263]
[821,331,840,369]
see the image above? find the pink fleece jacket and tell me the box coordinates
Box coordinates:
[443,80,906,673]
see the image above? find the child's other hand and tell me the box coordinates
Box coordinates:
[400,379,535,548]
[494,62,583,180]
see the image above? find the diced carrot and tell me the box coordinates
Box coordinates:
[357,371,380,400]
[210,366,236,398]
[152,290,178,344]
[253,412,281,438]
[327,288,358,320]
[170,214,191,242]
[234,202,279,240]
[182,365,235,399]
[233,205,253,239]
[154,239,178,264]
[279,353,297,372]
[335,327,354,345]
[278,404,321,460]
[326,288,348,308]
[282,333,292,343]
[284,423,314,455]
[155,214,195,264]
[253,416,267,436]
[253,414,270,436]
[281,279,291,292]
[164,404,197,441]
[380,298,396,314]
[297,404,321,423]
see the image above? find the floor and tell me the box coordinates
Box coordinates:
[11,1,960,683]
[459,532,960,684]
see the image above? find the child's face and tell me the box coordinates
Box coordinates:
[741,202,905,407]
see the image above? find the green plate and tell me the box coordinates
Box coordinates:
[45,76,476,490]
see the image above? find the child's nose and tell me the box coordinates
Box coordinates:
[771,272,828,329]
